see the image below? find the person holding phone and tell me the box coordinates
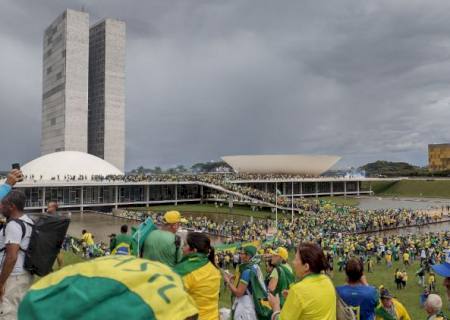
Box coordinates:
[0,168,24,201]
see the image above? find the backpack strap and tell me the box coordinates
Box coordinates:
[0,218,33,252]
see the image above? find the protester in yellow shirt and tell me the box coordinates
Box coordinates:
[403,252,410,266]
[268,242,336,320]
[386,252,393,268]
[429,272,436,292]
[174,232,221,320]
[81,229,95,257]
[81,229,94,246]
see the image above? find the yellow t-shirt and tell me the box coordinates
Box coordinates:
[82,232,94,246]
[403,253,409,261]
[280,274,336,320]
[183,262,221,320]
[429,275,435,284]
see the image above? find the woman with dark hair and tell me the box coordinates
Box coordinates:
[268,242,336,320]
[174,232,221,320]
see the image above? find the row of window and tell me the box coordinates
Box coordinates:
[43,83,65,100]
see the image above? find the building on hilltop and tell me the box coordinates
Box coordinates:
[41,9,125,171]
[428,144,450,171]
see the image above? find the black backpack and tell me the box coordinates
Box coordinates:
[1,214,70,276]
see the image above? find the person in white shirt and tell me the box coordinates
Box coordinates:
[0,190,34,320]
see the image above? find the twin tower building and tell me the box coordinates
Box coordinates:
[41,9,125,171]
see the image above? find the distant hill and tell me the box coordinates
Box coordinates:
[359,160,426,177]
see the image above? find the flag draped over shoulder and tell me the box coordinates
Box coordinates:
[174,253,209,276]
[274,264,295,306]
[235,256,272,320]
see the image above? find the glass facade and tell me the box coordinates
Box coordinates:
[19,180,368,210]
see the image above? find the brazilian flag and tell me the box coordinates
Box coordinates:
[19,256,198,320]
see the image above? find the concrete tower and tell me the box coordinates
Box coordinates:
[41,9,89,155]
[88,19,126,171]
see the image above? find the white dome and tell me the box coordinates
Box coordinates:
[22,151,123,180]
[222,154,341,175]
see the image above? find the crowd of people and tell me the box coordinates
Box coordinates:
[21,172,323,183]
[2,168,450,319]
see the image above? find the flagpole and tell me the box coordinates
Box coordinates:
[275,182,278,230]
[291,181,294,224]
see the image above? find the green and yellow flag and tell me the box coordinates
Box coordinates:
[19,256,198,320]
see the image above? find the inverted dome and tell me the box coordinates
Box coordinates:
[22,151,123,180]
[222,154,341,176]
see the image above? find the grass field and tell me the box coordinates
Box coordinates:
[61,251,445,318]
[370,180,450,198]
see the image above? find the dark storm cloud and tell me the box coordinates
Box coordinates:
[1,0,450,170]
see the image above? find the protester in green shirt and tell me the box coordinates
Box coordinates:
[142,211,184,268]
[110,225,133,255]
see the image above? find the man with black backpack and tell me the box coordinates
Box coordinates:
[0,190,34,320]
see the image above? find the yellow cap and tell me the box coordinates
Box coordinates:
[275,247,289,261]
[163,210,185,224]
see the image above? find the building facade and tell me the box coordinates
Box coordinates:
[429,144,450,171]
[88,19,126,171]
[42,10,125,170]
[18,179,371,212]
[41,9,89,155]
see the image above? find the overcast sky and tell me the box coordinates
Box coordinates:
[1,0,450,170]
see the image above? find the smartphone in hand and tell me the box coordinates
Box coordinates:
[11,163,23,182]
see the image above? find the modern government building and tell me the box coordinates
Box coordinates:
[13,152,383,212]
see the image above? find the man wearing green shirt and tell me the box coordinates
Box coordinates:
[110,225,133,255]
[142,211,184,268]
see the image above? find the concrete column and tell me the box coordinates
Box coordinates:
[265,183,268,193]
[315,182,319,198]
[300,182,303,197]
[283,182,286,195]
[145,185,149,207]
[357,181,360,196]
[175,184,178,206]
[114,185,118,209]
[41,187,46,213]
[330,181,333,197]
[80,186,84,213]
[369,182,373,196]
[200,185,204,204]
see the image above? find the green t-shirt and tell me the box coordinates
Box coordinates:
[110,233,133,251]
[143,230,182,268]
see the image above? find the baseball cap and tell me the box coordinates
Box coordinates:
[275,247,289,261]
[432,249,450,277]
[163,211,187,224]
[242,245,257,257]
[380,288,393,299]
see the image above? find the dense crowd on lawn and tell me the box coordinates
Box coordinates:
[3,169,450,319]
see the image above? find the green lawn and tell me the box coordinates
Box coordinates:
[59,251,84,267]
[369,179,450,198]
